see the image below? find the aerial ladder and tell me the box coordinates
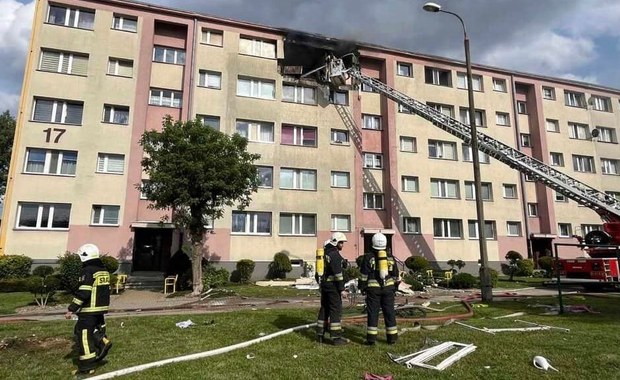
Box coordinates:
[321,55,620,282]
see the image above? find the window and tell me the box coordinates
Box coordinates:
[427,102,454,117]
[239,37,276,58]
[281,125,317,147]
[433,219,462,238]
[492,78,507,92]
[197,115,220,131]
[39,49,88,76]
[581,224,603,236]
[112,15,137,32]
[402,176,419,192]
[517,101,527,114]
[459,108,486,127]
[331,215,351,232]
[428,140,457,160]
[149,88,182,108]
[363,193,384,209]
[331,129,349,144]
[329,90,348,105]
[103,105,129,125]
[425,67,451,86]
[467,220,497,240]
[462,145,490,163]
[32,98,83,125]
[546,119,560,133]
[16,202,71,229]
[542,86,555,100]
[503,184,518,199]
[398,104,414,114]
[572,155,595,173]
[363,153,383,169]
[257,166,273,188]
[565,90,586,108]
[520,133,532,147]
[464,181,493,201]
[362,114,382,130]
[456,72,483,91]
[550,152,564,167]
[558,223,572,238]
[496,112,510,126]
[139,180,149,200]
[601,158,619,175]
[507,221,522,236]
[24,148,77,175]
[431,178,459,199]
[91,205,120,226]
[331,171,350,188]
[568,122,590,140]
[524,173,535,182]
[237,77,275,100]
[596,127,617,143]
[280,168,317,190]
[47,5,94,29]
[236,120,274,143]
[202,29,223,46]
[198,70,221,89]
[527,203,538,217]
[282,84,317,105]
[232,211,271,234]
[97,153,124,174]
[591,95,612,112]
[403,217,421,234]
[397,62,413,77]
[361,82,378,93]
[279,213,316,236]
[107,58,133,77]
[400,136,417,152]
[555,191,568,202]
[153,46,185,65]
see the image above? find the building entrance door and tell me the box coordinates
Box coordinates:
[132,228,172,272]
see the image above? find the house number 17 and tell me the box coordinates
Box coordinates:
[43,128,66,143]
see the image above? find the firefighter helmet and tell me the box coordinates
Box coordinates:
[371,233,387,250]
[77,243,100,262]
[330,232,348,246]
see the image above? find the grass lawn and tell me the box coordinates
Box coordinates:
[1,294,619,379]
[0,292,35,314]
[494,276,547,289]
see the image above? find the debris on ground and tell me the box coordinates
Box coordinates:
[389,341,477,371]
[455,319,569,334]
[364,373,394,380]
[175,319,196,328]
[533,355,558,371]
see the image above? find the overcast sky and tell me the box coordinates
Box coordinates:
[2,0,620,115]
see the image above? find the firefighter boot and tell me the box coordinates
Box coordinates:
[95,337,112,362]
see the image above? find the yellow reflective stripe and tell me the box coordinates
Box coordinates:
[330,322,341,328]
[360,275,368,281]
[81,306,109,313]
[72,298,84,305]
[367,279,395,287]
[386,326,398,334]
[330,326,342,331]
[79,285,92,291]
[79,329,95,360]
[325,274,344,281]
[367,330,378,335]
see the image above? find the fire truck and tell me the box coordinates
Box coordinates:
[319,55,620,284]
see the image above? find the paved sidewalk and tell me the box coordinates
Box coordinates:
[109,290,197,311]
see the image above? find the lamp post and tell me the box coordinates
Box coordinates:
[423,2,492,302]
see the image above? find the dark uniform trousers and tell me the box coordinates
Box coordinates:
[74,314,108,370]
[365,286,398,344]
[316,283,343,339]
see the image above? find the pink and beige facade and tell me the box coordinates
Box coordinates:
[1,0,620,275]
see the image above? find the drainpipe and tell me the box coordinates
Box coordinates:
[187,18,198,121]
[510,75,532,259]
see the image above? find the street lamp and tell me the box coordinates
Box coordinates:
[423,2,493,302]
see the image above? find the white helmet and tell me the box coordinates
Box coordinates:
[324,239,331,247]
[330,232,348,246]
[77,243,100,262]
[371,233,387,250]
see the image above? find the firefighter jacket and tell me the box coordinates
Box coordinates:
[68,258,111,315]
[321,244,346,292]
[358,250,400,291]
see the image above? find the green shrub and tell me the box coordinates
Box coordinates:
[537,256,554,276]
[402,274,425,291]
[26,275,61,307]
[202,265,230,288]
[489,268,499,287]
[32,265,55,278]
[449,273,478,289]
[504,250,523,281]
[404,256,430,273]
[0,255,33,279]
[267,251,292,279]
[233,259,255,284]
[0,278,30,292]
[517,259,534,277]
[100,255,119,274]
[344,266,361,282]
[58,252,82,294]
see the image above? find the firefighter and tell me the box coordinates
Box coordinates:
[316,232,348,345]
[65,243,113,376]
[359,233,399,345]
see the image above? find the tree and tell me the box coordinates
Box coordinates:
[505,250,523,281]
[140,116,260,295]
[0,110,16,198]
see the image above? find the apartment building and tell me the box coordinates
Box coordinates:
[1,0,619,276]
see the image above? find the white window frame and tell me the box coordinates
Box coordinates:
[581,224,603,236]
[152,46,186,65]
[568,122,590,140]
[403,217,421,234]
[596,127,617,143]
[202,29,223,46]
[400,136,417,152]
[464,181,493,201]
[107,58,133,77]
[546,119,560,133]
[517,101,527,114]
[433,219,462,239]
[279,168,317,190]
[331,171,350,188]
[46,5,95,29]
[459,107,486,127]
[467,220,497,240]
[197,115,220,131]
[506,221,522,236]
[331,215,351,232]
[279,213,316,236]
[558,223,572,238]
[429,140,457,160]
[428,102,454,117]
[103,104,129,125]
[492,78,507,92]
[527,203,538,217]
[495,112,509,126]
[431,178,459,199]
[397,62,413,77]
[601,158,619,175]
[402,176,419,192]
[462,144,490,163]
[591,95,612,112]
[503,184,518,199]
[281,124,317,147]
[112,14,137,32]
[96,153,125,174]
[550,152,564,167]
[520,133,532,148]
[565,90,586,108]
[32,98,83,125]
[91,205,120,226]
[149,88,182,108]
[23,148,77,176]
[329,90,348,105]
[572,155,595,173]
[362,114,382,130]
[331,129,349,145]
[363,153,383,169]
[282,84,317,105]
[542,86,555,100]
[257,166,273,188]
[39,49,88,76]
[456,72,483,91]
[237,77,275,100]
[198,70,222,89]
[363,193,384,210]
[236,120,274,143]
[231,211,272,235]
[239,37,276,59]
[15,202,71,230]
[555,191,568,202]
[425,67,451,86]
